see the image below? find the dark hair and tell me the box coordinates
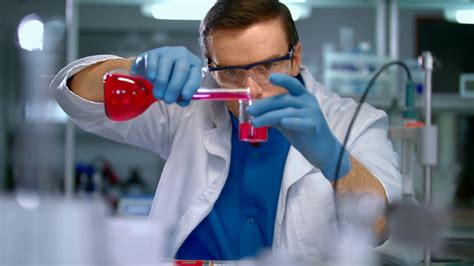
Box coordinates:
[199,0,299,59]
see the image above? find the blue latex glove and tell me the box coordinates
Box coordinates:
[131,46,202,107]
[247,73,351,180]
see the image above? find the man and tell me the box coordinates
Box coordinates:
[50,0,402,261]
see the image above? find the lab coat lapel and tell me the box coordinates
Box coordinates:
[272,67,323,247]
[273,145,315,247]
[200,72,232,167]
[202,101,232,168]
[173,102,232,255]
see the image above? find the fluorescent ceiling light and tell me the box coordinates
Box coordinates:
[444,8,474,24]
[17,14,44,51]
[141,1,311,21]
[142,2,214,21]
[286,4,312,20]
[282,0,307,3]
[456,10,474,24]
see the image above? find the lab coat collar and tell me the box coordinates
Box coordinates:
[299,65,322,96]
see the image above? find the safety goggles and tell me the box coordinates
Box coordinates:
[208,47,294,88]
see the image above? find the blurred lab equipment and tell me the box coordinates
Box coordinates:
[0,196,174,265]
[327,51,446,265]
[339,27,354,53]
[122,168,148,196]
[116,195,153,217]
[0,196,106,265]
[460,73,474,98]
[74,160,154,214]
[387,51,441,266]
[106,217,174,266]
[75,164,96,196]
[103,70,268,142]
[11,13,68,196]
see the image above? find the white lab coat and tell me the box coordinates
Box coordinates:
[50,55,412,262]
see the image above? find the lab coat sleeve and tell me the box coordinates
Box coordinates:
[344,108,423,263]
[49,55,181,159]
[346,108,402,204]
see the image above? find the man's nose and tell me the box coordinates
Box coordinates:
[245,77,263,99]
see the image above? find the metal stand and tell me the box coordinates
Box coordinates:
[419,51,437,266]
[388,51,438,265]
[64,0,78,198]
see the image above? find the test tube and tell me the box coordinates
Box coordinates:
[238,99,268,143]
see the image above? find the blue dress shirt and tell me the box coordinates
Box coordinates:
[176,113,291,260]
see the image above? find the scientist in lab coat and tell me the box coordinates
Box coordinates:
[50,0,404,261]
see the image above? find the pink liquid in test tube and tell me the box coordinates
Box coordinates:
[239,122,268,143]
[103,70,267,142]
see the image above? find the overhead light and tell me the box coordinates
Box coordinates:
[142,2,214,21]
[444,8,474,24]
[17,14,44,51]
[141,1,311,21]
[456,10,474,24]
[282,0,307,3]
[286,4,312,20]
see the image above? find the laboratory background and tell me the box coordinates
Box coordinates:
[0,0,473,265]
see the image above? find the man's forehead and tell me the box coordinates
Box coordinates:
[207,19,289,66]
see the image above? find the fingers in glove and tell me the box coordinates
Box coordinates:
[269,73,306,96]
[247,94,303,117]
[152,55,174,100]
[163,59,191,104]
[280,117,317,134]
[251,107,303,128]
[181,65,202,101]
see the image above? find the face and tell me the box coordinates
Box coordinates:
[207,18,302,117]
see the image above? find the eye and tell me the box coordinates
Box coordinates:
[261,62,276,71]
[223,69,241,78]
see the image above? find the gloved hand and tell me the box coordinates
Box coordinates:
[131,46,202,107]
[247,73,351,180]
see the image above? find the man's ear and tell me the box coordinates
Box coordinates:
[290,42,302,77]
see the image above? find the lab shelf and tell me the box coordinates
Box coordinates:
[340,93,474,114]
[325,71,394,80]
[425,93,474,114]
[324,51,399,97]
[340,95,396,110]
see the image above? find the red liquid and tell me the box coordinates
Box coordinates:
[104,73,155,121]
[191,92,250,101]
[239,122,268,143]
[103,73,250,121]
